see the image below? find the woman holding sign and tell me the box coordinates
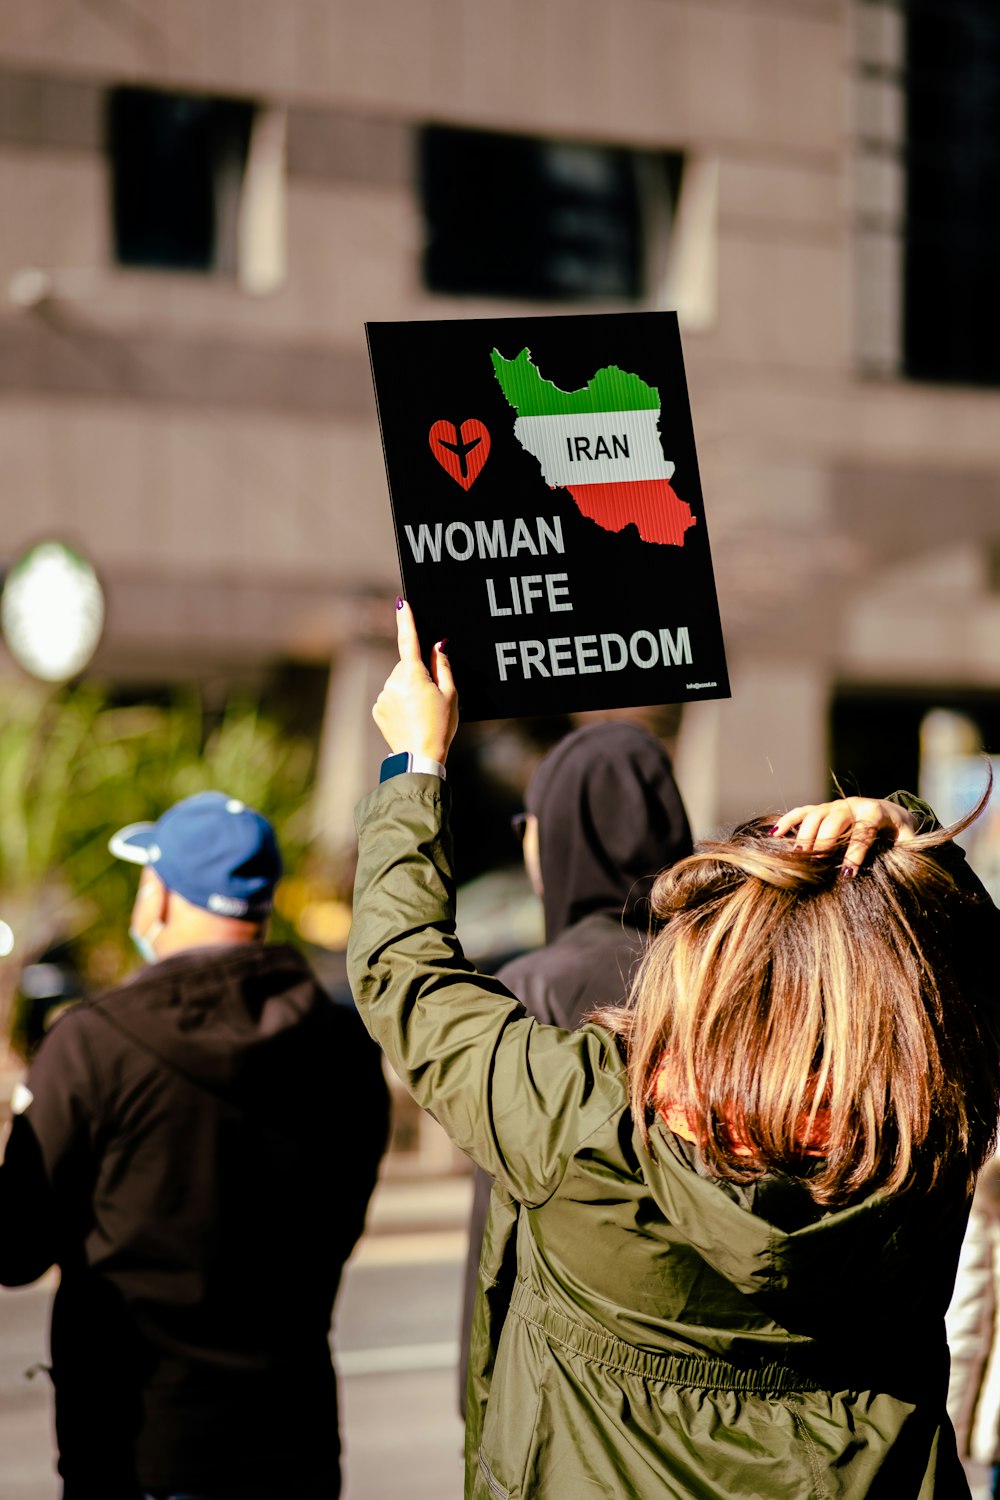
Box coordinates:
[348,601,1000,1499]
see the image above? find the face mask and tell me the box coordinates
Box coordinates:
[129,917,163,966]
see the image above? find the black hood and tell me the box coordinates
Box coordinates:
[89,942,328,1097]
[526,722,693,942]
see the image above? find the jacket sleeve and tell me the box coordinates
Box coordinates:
[946,1154,1000,1463]
[328,1001,391,1261]
[0,1009,104,1285]
[945,1187,994,1458]
[347,775,624,1207]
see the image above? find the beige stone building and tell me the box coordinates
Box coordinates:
[0,0,997,841]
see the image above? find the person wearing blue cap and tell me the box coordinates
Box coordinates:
[112,791,286,963]
[0,790,390,1500]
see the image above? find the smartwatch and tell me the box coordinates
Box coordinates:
[379,752,447,783]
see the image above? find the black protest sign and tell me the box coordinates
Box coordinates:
[366,312,729,721]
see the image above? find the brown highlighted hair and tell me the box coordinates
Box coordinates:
[593,806,998,1207]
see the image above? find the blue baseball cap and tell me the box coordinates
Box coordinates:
[109,791,282,919]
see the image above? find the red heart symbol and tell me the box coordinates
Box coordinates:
[429,419,490,490]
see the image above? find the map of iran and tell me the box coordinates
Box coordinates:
[491,347,696,548]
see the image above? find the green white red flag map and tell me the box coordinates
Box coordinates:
[491,348,696,548]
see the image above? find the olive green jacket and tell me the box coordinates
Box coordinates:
[349,777,990,1499]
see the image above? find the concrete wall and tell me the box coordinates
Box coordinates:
[0,0,997,831]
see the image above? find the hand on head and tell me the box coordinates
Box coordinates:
[770,796,919,876]
[373,600,458,763]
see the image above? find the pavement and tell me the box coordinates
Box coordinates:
[0,1169,473,1500]
[337,1170,472,1499]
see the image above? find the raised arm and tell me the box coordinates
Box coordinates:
[347,604,624,1205]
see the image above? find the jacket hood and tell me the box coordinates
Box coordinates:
[637,1118,966,1352]
[88,942,327,1095]
[526,722,692,942]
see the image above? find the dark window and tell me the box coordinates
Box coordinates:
[108,87,254,272]
[420,125,681,302]
[904,0,1000,384]
[830,685,1000,800]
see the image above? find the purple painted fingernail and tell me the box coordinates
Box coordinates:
[437,638,449,654]
[840,863,857,880]
[395,596,404,610]
[767,825,780,836]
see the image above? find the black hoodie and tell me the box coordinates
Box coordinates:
[0,942,389,1500]
[501,720,693,1025]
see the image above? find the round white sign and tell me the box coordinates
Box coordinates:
[1,541,106,682]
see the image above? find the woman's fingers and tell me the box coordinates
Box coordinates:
[770,805,812,841]
[430,640,455,699]
[371,606,459,762]
[430,639,459,749]
[772,803,852,848]
[842,817,881,875]
[395,598,424,667]
[771,797,920,872]
[790,806,841,849]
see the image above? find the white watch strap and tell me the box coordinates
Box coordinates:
[408,753,447,779]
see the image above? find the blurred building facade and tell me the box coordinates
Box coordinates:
[0,0,998,840]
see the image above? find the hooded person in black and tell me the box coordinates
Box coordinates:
[0,792,389,1500]
[458,721,693,1411]
[499,720,694,1026]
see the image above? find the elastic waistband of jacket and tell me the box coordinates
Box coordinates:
[508,1280,824,1395]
